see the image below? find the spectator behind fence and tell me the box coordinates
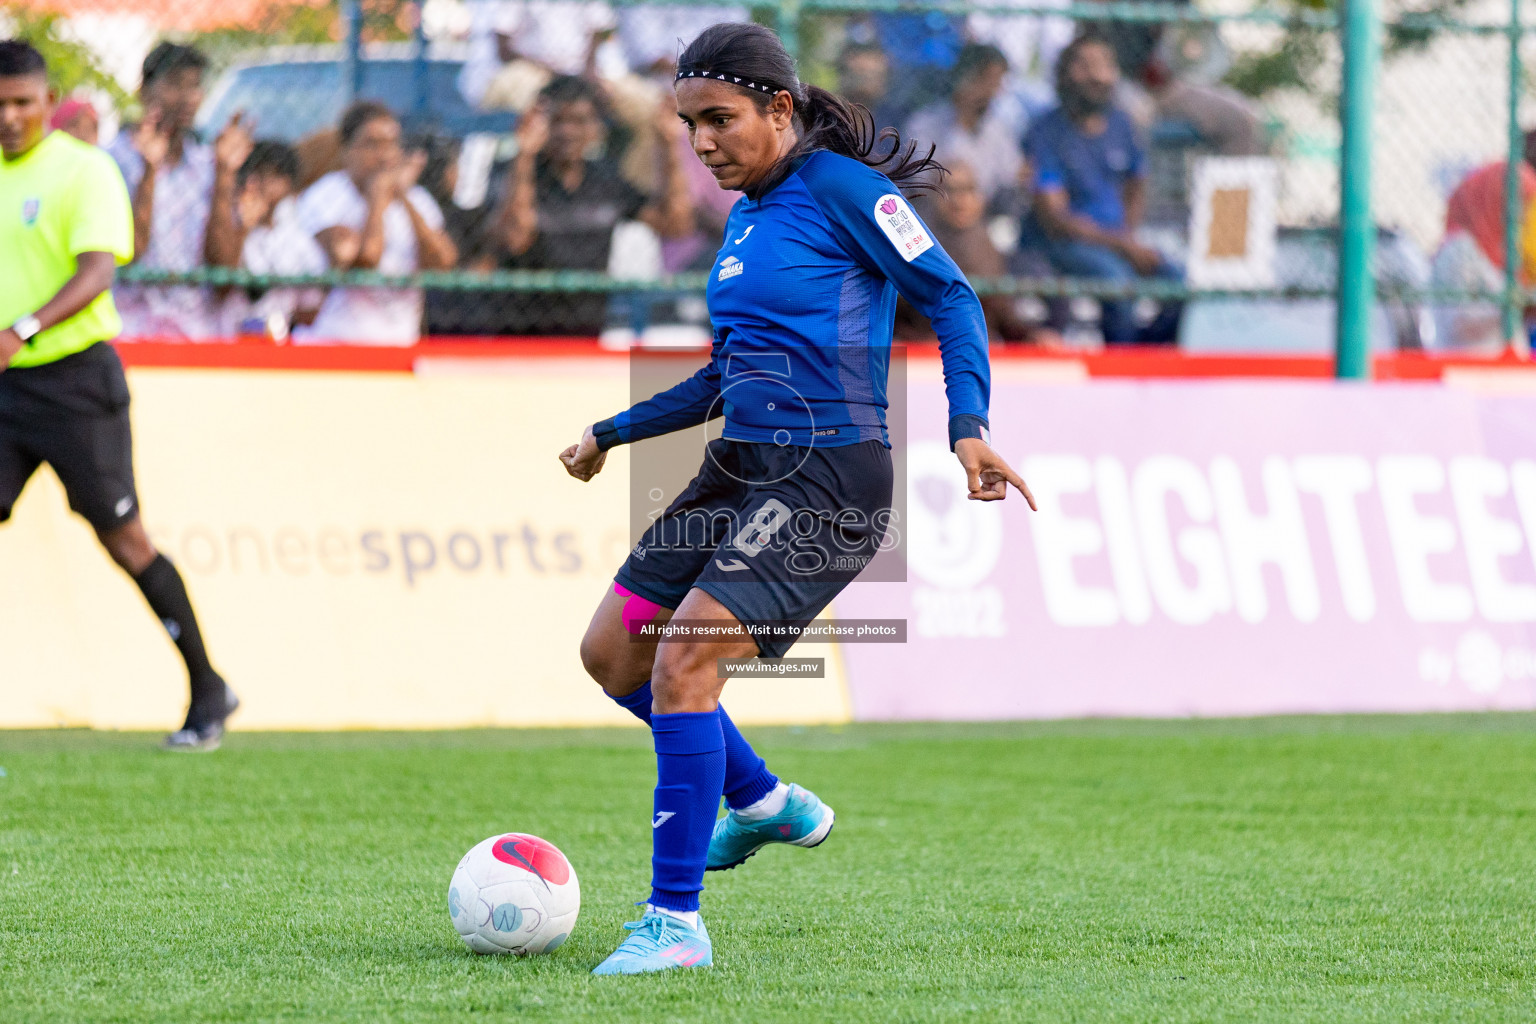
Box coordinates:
[616,5,748,76]
[1145,28,1263,158]
[850,10,965,124]
[489,75,693,334]
[967,0,1074,93]
[217,142,327,339]
[296,101,457,345]
[1022,33,1182,344]
[107,43,254,339]
[898,160,1059,345]
[1427,131,1536,351]
[836,42,905,142]
[49,97,98,145]
[906,44,1023,214]
[459,0,619,108]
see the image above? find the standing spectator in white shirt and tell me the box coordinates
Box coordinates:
[107,43,253,339]
[296,102,458,345]
[615,6,746,75]
[459,0,618,107]
[215,142,329,339]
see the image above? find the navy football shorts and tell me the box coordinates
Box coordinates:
[0,343,139,534]
[615,438,895,658]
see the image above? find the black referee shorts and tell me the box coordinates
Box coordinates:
[0,342,139,534]
[616,438,894,659]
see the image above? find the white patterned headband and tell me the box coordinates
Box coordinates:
[675,68,785,96]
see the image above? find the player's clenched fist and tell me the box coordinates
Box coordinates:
[559,424,607,482]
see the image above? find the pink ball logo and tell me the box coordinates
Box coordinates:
[879,197,898,216]
[491,833,572,886]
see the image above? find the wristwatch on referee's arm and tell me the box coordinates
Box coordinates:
[10,314,41,345]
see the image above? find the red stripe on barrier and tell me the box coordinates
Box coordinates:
[110,336,1534,379]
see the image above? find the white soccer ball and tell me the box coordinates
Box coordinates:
[448,833,580,955]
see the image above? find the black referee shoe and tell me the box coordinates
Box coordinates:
[162,683,240,753]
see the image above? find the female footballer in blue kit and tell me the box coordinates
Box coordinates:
[559,23,1035,975]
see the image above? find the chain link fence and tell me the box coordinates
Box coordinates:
[5,0,1532,353]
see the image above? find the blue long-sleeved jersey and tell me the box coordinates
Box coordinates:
[593,149,991,452]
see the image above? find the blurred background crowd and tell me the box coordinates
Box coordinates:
[8,0,1534,353]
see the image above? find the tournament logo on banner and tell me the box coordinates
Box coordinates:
[838,380,1536,721]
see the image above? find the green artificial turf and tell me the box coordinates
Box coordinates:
[3,716,1536,1022]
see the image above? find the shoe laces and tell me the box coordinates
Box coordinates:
[619,910,690,954]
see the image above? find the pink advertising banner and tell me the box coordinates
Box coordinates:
[837,379,1536,720]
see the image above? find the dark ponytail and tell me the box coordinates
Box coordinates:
[677,23,946,194]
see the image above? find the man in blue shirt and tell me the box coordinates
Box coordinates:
[1023,33,1182,343]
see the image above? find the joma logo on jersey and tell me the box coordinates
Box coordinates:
[717,256,744,281]
[21,198,40,226]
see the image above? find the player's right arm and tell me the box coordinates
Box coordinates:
[2,149,133,370]
[0,253,116,369]
[559,332,724,482]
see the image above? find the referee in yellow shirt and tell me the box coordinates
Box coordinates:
[0,40,237,750]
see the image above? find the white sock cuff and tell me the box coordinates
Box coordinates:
[734,780,791,820]
[651,905,700,928]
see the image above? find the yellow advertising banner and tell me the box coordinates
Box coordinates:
[0,361,852,730]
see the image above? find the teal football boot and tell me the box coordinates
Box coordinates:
[591,908,713,975]
[706,783,835,872]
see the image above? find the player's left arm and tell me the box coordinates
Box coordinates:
[803,160,1035,506]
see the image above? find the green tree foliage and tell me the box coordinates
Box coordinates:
[1227,0,1487,99]
[8,10,131,110]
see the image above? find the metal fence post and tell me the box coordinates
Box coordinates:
[1503,0,1524,346]
[412,1,430,122]
[778,0,803,64]
[1337,0,1380,379]
[342,0,364,104]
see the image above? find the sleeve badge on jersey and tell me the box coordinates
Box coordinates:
[872,193,933,263]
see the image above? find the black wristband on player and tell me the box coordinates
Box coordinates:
[948,414,991,452]
[591,418,622,452]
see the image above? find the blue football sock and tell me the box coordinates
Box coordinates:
[649,711,725,913]
[608,685,779,811]
[610,681,654,724]
[718,701,779,810]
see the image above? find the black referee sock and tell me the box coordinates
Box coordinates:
[133,554,224,708]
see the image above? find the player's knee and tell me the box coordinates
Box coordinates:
[651,642,721,712]
[578,628,619,688]
[99,524,156,575]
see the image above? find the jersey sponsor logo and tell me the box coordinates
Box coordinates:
[732,224,754,244]
[872,193,933,263]
[714,558,750,572]
[631,542,647,561]
[21,198,40,226]
[717,255,744,281]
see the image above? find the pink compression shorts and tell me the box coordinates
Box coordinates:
[614,582,668,635]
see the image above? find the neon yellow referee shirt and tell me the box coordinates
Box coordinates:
[0,130,133,369]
